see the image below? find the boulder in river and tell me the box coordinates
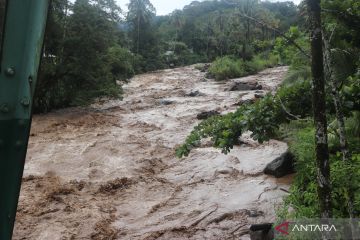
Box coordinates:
[250,223,274,240]
[186,90,205,97]
[159,99,175,105]
[264,151,295,178]
[227,82,262,91]
[197,110,220,120]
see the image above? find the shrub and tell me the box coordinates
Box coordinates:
[208,54,279,81]
[253,53,278,68]
[106,45,136,81]
[276,80,312,118]
[208,56,246,80]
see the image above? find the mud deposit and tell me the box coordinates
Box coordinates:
[14,66,291,240]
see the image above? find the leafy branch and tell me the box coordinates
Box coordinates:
[176,81,312,157]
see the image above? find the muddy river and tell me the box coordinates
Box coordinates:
[14,65,291,240]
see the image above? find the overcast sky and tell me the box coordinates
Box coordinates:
[117,0,302,16]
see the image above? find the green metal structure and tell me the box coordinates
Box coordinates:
[0,0,49,239]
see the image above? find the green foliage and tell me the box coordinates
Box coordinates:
[252,40,274,53]
[208,56,246,80]
[127,0,165,71]
[248,53,279,70]
[35,0,299,112]
[322,0,360,48]
[173,0,360,221]
[208,54,278,81]
[284,125,319,218]
[157,0,298,61]
[106,45,136,81]
[346,112,360,145]
[343,72,360,113]
[63,0,121,99]
[261,0,300,30]
[276,80,312,118]
[328,112,360,153]
[35,0,125,112]
[274,26,309,67]
[273,0,360,220]
[126,0,156,50]
[282,65,311,86]
[176,80,312,157]
[278,124,360,218]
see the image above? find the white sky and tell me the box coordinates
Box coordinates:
[117,0,302,16]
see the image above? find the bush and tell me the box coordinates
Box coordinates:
[208,56,246,80]
[208,54,279,81]
[245,53,279,72]
[106,45,136,81]
[276,80,312,118]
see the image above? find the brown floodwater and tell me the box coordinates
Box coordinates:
[13,65,291,240]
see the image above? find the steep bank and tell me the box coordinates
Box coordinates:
[14,65,290,240]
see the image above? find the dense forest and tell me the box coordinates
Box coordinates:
[35,0,359,227]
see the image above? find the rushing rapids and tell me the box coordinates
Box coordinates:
[14,65,291,240]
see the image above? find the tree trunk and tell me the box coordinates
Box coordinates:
[307,0,332,218]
